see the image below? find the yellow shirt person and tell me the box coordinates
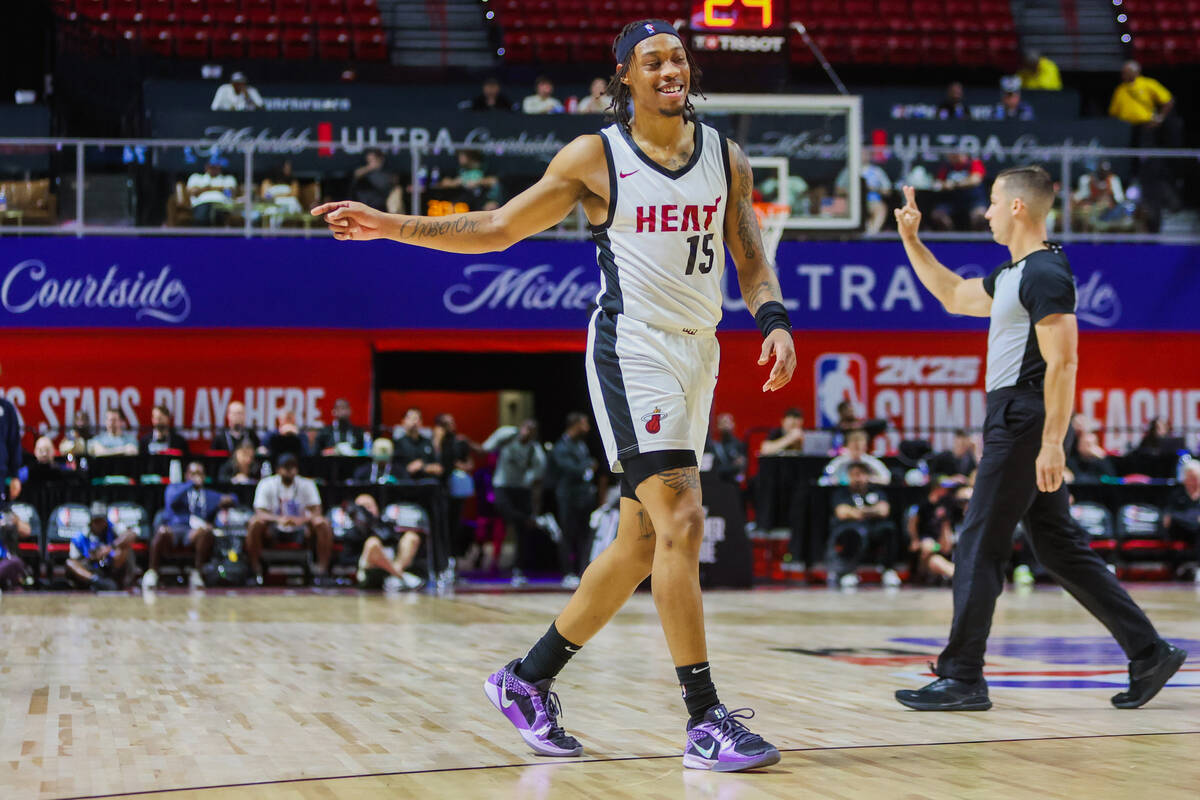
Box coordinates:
[1109,65,1173,125]
[1017,55,1062,91]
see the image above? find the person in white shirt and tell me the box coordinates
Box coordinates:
[186,159,237,226]
[522,76,563,114]
[823,429,892,485]
[575,77,611,114]
[211,72,263,111]
[245,453,334,585]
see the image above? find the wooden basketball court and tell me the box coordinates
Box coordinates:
[3,585,1197,799]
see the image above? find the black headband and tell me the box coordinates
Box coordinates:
[614,20,681,65]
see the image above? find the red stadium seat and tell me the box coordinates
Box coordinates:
[843,0,875,17]
[348,10,382,27]
[352,29,387,60]
[212,7,247,26]
[813,33,849,63]
[282,26,315,59]
[312,0,346,12]
[877,0,909,15]
[176,0,213,25]
[910,0,943,19]
[142,23,175,56]
[920,34,954,65]
[503,33,534,63]
[345,0,379,10]
[315,10,349,27]
[110,0,143,25]
[76,0,109,20]
[317,28,352,59]
[278,8,314,26]
[533,32,570,62]
[953,34,989,66]
[247,26,281,58]
[849,34,888,64]
[575,32,612,62]
[945,0,975,17]
[176,25,211,57]
[887,33,921,64]
[141,0,176,24]
[211,27,247,58]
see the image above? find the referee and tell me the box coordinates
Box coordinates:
[891,167,1185,711]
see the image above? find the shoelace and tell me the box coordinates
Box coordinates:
[710,708,764,747]
[541,687,571,742]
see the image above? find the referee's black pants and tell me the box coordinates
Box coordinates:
[936,387,1160,682]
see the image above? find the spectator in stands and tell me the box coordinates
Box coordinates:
[218,442,259,484]
[432,414,474,558]
[1072,161,1136,233]
[522,76,564,114]
[143,461,233,590]
[210,72,263,111]
[928,429,977,482]
[316,398,365,454]
[187,158,237,227]
[836,150,894,234]
[350,148,395,212]
[908,480,956,583]
[259,159,303,226]
[212,401,260,453]
[58,413,92,460]
[140,405,188,455]
[67,501,137,591]
[246,452,334,586]
[469,77,515,112]
[0,503,31,588]
[89,409,137,457]
[575,77,611,114]
[551,412,596,589]
[340,494,424,590]
[1163,461,1200,582]
[994,76,1034,121]
[1017,50,1062,91]
[266,410,308,463]
[760,408,805,455]
[834,400,864,434]
[395,408,442,482]
[492,419,548,586]
[823,429,891,485]
[936,82,967,120]
[1066,429,1116,484]
[1133,417,1172,458]
[929,151,987,231]
[23,436,70,491]
[827,462,900,588]
[353,438,397,484]
[0,396,19,502]
[1109,61,1182,148]
[436,149,502,211]
[709,412,746,484]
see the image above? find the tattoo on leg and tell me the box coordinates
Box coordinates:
[656,467,700,495]
[636,510,655,540]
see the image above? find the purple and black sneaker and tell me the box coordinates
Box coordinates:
[484,659,583,757]
[682,705,781,772]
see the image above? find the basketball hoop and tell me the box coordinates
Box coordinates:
[753,202,790,267]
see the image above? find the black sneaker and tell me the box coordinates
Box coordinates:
[895,670,992,711]
[1111,640,1188,709]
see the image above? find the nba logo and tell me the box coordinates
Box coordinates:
[815,353,868,429]
[644,23,656,34]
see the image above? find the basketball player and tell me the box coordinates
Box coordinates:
[892,168,1186,711]
[314,19,792,772]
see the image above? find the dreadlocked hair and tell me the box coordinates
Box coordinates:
[605,20,705,132]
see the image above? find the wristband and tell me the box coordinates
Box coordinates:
[754,301,792,338]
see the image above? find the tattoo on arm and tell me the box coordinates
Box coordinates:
[731,144,785,314]
[396,215,480,240]
[636,510,655,540]
[655,467,700,495]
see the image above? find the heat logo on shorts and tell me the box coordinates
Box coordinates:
[642,407,666,434]
[814,353,868,428]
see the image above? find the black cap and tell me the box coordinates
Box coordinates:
[276,452,299,468]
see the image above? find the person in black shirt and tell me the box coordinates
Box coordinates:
[212,401,260,454]
[894,166,1182,711]
[551,413,597,586]
[140,405,189,455]
[354,438,398,484]
[350,148,395,212]
[1066,429,1116,483]
[394,408,441,482]
[468,77,515,112]
[432,414,474,557]
[760,408,804,455]
[708,413,746,484]
[826,462,900,588]
[936,81,967,120]
[928,429,978,481]
[1163,461,1200,581]
[316,398,365,453]
[266,410,308,464]
[907,481,956,582]
[0,396,20,501]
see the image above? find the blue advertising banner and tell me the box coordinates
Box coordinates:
[0,238,1194,332]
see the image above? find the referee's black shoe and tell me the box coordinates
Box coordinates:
[895,673,992,711]
[1111,640,1188,709]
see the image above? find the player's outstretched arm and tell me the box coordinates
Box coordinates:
[894,185,991,317]
[312,136,605,254]
[724,140,796,393]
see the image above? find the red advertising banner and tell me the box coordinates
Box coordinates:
[0,331,373,448]
[712,331,1200,453]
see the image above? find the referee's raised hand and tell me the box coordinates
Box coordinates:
[894,185,922,239]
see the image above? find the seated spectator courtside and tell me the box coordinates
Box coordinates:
[246,453,334,586]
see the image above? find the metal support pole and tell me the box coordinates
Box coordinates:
[243,147,254,238]
[410,144,421,217]
[1061,147,1072,239]
[75,142,85,237]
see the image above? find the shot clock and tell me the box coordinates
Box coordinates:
[689,0,784,31]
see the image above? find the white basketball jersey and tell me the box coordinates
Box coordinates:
[592,122,730,333]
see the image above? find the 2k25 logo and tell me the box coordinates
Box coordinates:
[642,407,666,434]
[815,353,868,429]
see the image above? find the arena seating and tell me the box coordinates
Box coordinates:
[494,0,1019,68]
[1121,0,1200,66]
[52,0,388,61]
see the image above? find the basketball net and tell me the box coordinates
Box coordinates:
[753,202,790,267]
